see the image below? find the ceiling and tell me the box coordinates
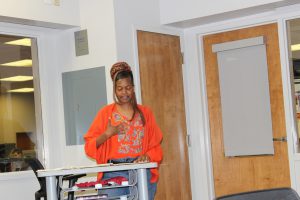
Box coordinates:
[0,35,33,94]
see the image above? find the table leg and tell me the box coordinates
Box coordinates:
[46,176,57,200]
[137,168,148,200]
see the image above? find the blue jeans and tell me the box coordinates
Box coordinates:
[98,158,157,200]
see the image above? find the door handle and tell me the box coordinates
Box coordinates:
[273,137,287,142]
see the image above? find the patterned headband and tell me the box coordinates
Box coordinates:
[110,62,132,80]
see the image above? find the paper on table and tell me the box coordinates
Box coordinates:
[37,163,112,172]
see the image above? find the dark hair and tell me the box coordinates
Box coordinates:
[9,148,23,158]
[10,148,23,154]
[113,70,146,126]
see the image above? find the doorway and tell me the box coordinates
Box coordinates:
[203,23,291,197]
[0,34,42,173]
[137,30,192,199]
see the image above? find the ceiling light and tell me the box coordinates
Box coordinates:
[291,44,300,51]
[0,76,33,82]
[7,88,34,93]
[0,59,32,67]
[5,38,31,46]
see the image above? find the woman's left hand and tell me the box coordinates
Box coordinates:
[134,154,150,163]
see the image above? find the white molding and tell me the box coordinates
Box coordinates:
[277,15,298,191]
[183,29,215,200]
[186,3,300,36]
[131,25,142,104]
[183,4,300,199]
[198,33,216,199]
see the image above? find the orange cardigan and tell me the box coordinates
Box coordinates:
[84,103,163,183]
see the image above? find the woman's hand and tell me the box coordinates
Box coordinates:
[105,119,125,138]
[134,154,150,163]
[96,119,125,148]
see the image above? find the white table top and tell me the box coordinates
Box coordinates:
[37,162,157,177]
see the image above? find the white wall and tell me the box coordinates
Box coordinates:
[113,0,161,64]
[2,1,300,200]
[113,0,183,101]
[55,0,181,169]
[0,0,80,27]
[159,0,295,25]
[0,0,117,195]
[0,1,118,199]
[53,0,118,168]
[0,171,39,200]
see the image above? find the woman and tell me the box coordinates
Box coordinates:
[84,62,163,199]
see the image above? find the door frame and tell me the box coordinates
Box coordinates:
[0,22,47,167]
[0,21,69,170]
[183,5,300,200]
[131,25,202,198]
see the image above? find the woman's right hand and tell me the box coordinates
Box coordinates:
[96,119,125,148]
[105,119,125,138]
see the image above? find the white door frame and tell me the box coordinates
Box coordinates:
[183,4,300,200]
[0,22,63,170]
[131,25,205,199]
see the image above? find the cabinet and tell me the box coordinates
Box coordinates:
[59,169,139,199]
[37,162,157,200]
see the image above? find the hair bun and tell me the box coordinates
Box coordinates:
[110,62,132,80]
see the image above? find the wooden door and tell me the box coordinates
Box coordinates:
[203,23,291,197]
[137,31,192,200]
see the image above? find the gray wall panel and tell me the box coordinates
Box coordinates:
[215,41,274,157]
[62,66,107,145]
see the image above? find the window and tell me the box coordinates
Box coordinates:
[0,34,42,172]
